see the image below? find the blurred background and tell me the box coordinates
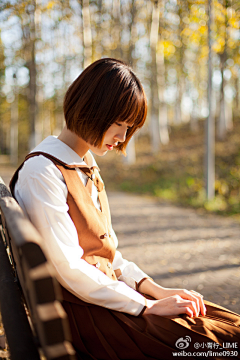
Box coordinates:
[0,0,240,217]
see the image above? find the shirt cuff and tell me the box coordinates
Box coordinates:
[137,297,148,316]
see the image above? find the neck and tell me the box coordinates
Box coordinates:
[58,126,89,159]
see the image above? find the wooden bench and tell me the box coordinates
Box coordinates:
[0,176,76,360]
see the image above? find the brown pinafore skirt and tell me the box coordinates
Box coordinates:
[62,287,240,360]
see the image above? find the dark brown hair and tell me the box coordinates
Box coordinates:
[63,58,147,154]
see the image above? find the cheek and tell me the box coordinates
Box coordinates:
[104,129,115,140]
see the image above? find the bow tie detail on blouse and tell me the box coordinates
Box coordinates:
[23,152,104,194]
[77,166,104,193]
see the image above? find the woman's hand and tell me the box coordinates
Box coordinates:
[156,288,206,317]
[139,279,206,317]
[144,295,203,318]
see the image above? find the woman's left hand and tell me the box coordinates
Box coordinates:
[138,279,206,317]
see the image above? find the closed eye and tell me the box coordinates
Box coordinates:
[115,122,133,130]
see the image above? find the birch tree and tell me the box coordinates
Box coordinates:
[216,0,232,140]
[10,73,18,165]
[25,0,38,150]
[157,0,169,145]
[150,0,169,153]
[206,0,215,200]
[111,0,122,59]
[82,0,92,69]
[124,0,138,164]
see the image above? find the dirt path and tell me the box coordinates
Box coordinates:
[108,192,240,314]
[1,166,240,314]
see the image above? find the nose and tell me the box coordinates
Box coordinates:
[115,129,127,143]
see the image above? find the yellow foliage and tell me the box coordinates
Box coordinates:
[219,37,225,46]
[233,55,240,65]
[212,36,226,53]
[47,1,55,10]
[199,25,207,35]
[191,32,201,45]
[200,45,208,58]
[157,40,175,58]
[215,13,225,23]
[181,28,191,37]
[229,18,240,29]
[215,180,229,196]
[212,42,223,53]
[227,40,236,49]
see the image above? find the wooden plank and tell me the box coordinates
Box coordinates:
[0,177,44,252]
[45,342,76,360]
[0,230,41,360]
[0,177,76,360]
[29,263,63,304]
[37,302,67,322]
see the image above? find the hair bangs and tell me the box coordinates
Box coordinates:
[116,84,147,155]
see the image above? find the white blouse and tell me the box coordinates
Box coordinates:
[14,136,148,316]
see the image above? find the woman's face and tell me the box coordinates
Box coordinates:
[88,121,133,156]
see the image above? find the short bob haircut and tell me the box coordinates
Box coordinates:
[63,58,147,155]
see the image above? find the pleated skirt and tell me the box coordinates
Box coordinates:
[61,288,240,360]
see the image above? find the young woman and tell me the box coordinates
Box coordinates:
[10,58,240,360]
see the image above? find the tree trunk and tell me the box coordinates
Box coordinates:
[127,0,137,65]
[234,76,239,115]
[156,22,169,145]
[217,0,230,141]
[124,0,137,164]
[28,0,37,151]
[82,0,92,69]
[150,0,169,152]
[10,74,18,166]
[174,0,185,125]
[94,0,103,60]
[174,78,182,125]
[111,0,122,59]
[205,0,215,200]
[150,0,161,153]
[225,99,233,131]
[217,53,227,140]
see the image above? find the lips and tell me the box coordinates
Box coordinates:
[106,143,118,150]
[106,144,113,150]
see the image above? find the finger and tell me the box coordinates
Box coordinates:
[189,291,207,316]
[199,298,207,316]
[179,300,198,317]
[189,300,198,317]
[180,291,200,316]
[189,291,206,316]
[190,290,203,298]
[188,294,200,315]
[182,306,194,318]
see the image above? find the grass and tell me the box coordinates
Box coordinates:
[96,117,240,220]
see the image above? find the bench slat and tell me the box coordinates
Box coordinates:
[0,231,41,360]
[0,177,76,360]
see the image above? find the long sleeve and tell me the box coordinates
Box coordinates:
[111,229,150,289]
[14,155,146,316]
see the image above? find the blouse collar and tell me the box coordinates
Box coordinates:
[31,135,98,168]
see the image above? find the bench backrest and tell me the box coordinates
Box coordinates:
[0,176,76,360]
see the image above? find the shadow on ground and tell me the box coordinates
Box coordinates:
[108,192,240,314]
